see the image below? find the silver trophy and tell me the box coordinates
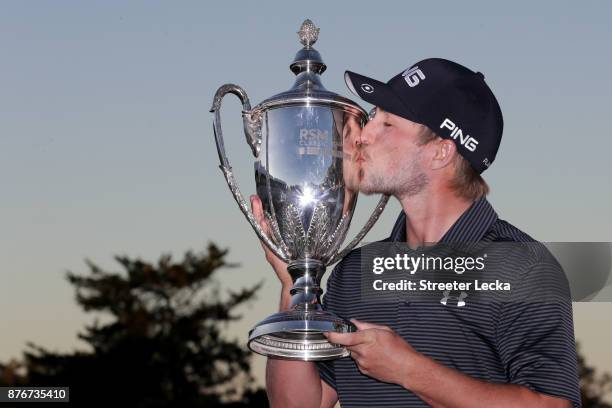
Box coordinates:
[210,20,389,360]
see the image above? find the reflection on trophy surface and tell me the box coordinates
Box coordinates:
[210,19,389,360]
[341,113,363,195]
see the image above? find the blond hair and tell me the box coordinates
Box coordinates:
[417,126,489,201]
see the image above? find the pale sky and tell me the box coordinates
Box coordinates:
[1,0,611,390]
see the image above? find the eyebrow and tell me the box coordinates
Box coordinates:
[378,108,392,121]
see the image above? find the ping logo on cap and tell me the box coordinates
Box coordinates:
[402,66,426,87]
[440,118,479,152]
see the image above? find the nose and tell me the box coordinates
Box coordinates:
[359,120,375,146]
[342,117,363,152]
[352,125,363,150]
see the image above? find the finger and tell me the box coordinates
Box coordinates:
[324,330,370,347]
[346,343,367,356]
[250,195,263,220]
[350,318,392,332]
[249,195,270,234]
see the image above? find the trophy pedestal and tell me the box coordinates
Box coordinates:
[248,259,356,360]
[248,307,356,361]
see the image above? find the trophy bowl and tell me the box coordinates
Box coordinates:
[210,19,389,361]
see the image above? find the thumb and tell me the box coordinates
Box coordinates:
[350,318,392,332]
[250,194,260,213]
[250,194,272,240]
[250,195,264,222]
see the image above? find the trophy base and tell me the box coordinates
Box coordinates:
[248,308,356,361]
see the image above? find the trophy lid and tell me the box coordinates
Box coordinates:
[255,19,366,118]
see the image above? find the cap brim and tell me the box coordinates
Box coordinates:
[344,70,419,123]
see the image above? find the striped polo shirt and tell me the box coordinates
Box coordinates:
[317,197,581,407]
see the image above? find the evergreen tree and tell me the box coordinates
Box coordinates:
[578,342,612,407]
[0,244,268,407]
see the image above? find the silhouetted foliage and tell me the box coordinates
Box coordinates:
[0,244,268,407]
[579,342,612,407]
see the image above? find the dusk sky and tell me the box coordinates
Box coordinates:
[1,1,611,389]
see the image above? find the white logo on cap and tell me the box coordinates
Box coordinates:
[402,66,426,87]
[440,118,479,152]
[361,83,374,93]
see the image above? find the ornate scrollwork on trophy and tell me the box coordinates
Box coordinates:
[242,109,262,157]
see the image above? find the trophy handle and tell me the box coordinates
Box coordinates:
[328,194,391,265]
[210,84,290,263]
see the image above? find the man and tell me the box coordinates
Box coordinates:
[252,58,580,407]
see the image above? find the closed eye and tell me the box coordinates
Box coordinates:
[383,122,392,127]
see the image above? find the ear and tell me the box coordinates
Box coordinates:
[430,139,457,170]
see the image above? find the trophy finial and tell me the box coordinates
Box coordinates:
[298,19,319,47]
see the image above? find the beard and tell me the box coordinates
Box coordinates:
[358,155,429,198]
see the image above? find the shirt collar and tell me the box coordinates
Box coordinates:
[388,196,498,243]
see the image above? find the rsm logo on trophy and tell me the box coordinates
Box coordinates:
[298,128,328,156]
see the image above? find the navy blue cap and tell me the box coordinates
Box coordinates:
[344,58,503,173]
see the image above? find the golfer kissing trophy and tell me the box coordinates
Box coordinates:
[210,19,389,360]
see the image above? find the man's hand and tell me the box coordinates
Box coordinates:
[250,194,292,288]
[325,319,419,386]
[328,319,572,408]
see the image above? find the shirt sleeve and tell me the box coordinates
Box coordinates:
[317,359,336,391]
[496,261,581,407]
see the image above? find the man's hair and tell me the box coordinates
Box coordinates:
[417,126,489,201]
